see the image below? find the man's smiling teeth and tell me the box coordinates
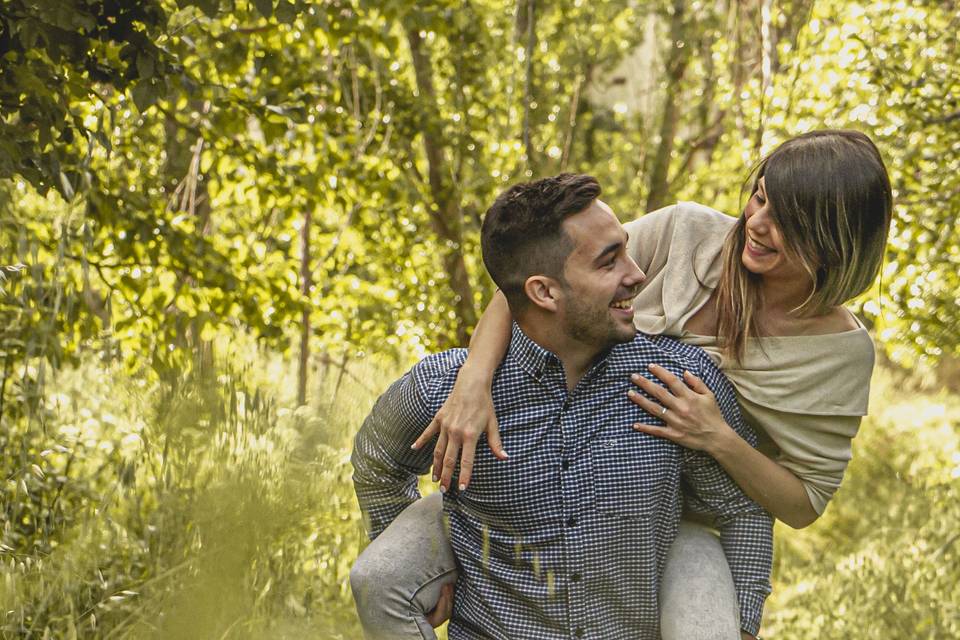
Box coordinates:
[610,298,634,309]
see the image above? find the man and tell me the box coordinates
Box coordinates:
[351,174,772,639]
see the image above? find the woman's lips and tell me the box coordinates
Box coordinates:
[746,235,775,257]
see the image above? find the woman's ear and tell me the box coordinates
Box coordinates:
[524,275,561,313]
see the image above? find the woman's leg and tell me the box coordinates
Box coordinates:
[660,520,741,640]
[350,492,458,640]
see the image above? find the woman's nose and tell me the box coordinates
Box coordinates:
[625,256,646,285]
[746,205,771,232]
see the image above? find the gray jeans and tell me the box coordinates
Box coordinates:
[350,494,739,639]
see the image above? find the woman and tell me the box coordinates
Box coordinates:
[353,129,893,638]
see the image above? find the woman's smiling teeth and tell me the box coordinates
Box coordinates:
[747,235,775,253]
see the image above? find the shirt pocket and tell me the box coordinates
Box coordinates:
[592,431,679,519]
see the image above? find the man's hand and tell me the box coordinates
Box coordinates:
[741,631,756,640]
[425,582,455,628]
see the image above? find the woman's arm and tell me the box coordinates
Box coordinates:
[629,365,819,528]
[411,290,512,492]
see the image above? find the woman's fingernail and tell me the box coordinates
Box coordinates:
[631,373,640,381]
[432,474,439,482]
[627,390,636,397]
[458,484,466,491]
[439,485,447,494]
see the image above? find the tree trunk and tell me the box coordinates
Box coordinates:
[645,0,690,212]
[521,0,538,173]
[163,103,215,376]
[755,0,774,150]
[297,207,311,406]
[403,24,477,347]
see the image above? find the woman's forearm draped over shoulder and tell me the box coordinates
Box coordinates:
[461,290,512,383]
[412,290,513,491]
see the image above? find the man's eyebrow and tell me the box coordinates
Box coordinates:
[594,241,622,264]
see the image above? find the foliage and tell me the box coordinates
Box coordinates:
[0,337,371,638]
[2,1,960,637]
[764,369,960,637]
[2,349,958,638]
[0,0,172,193]
[2,0,959,395]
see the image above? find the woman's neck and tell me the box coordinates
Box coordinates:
[757,272,814,317]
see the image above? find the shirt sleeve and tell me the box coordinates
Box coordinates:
[351,352,463,540]
[745,400,862,515]
[680,353,774,637]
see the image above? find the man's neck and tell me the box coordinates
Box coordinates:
[516,318,602,391]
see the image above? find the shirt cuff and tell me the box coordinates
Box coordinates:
[739,590,766,637]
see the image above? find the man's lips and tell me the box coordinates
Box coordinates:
[610,295,636,314]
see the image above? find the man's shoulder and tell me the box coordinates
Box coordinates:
[614,333,716,374]
[407,348,468,406]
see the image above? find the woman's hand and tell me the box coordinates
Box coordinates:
[626,364,734,454]
[411,370,508,492]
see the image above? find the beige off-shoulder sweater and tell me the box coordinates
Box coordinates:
[623,201,875,514]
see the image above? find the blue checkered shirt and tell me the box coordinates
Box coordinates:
[353,325,773,638]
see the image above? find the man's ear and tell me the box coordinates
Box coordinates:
[523,275,561,313]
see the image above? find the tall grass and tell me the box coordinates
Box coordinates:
[0,340,380,638]
[2,346,957,638]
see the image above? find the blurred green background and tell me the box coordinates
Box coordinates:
[1,0,958,637]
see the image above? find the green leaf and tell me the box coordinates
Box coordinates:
[136,52,155,80]
[275,0,297,23]
[253,0,273,18]
[188,0,220,18]
[58,172,74,200]
[130,80,158,113]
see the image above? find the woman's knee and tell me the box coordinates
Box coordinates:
[350,536,410,605]
[350,493,453,607]
[660,522,739,640]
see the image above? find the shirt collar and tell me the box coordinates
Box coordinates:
[507,322,562,380]
[507,323,640,384]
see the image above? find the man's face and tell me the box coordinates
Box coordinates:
[556,200,646,349]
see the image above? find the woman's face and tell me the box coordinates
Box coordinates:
[740,177,810,281]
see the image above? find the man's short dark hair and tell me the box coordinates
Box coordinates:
[481,174,601,311]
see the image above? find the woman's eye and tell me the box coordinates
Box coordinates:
[754,192,766,204]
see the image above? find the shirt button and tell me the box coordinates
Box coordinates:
[571,572,581,582]
[574,628,584,637]
[562,459,571,471]
[566,516,577,527]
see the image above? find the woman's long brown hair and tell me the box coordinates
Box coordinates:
[715,130,893,362]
